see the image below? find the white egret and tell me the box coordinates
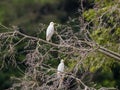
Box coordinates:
[57,59,64,78]
[46,22,55,42]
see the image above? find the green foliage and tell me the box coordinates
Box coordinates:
[83,9,96,21]
[82,0,120,88]
[116,28,120,36]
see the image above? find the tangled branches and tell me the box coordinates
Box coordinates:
[0,23,118,90]
[0,23,94,89]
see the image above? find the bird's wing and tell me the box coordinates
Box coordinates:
[46,26,54,41]
[57,63,64,72]
[46,33,51,41]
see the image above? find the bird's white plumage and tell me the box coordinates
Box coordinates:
[57,59,64,72]
[57,59,64,78]
[46,22,54,41]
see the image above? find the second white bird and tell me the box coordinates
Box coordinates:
[57,59,64,78]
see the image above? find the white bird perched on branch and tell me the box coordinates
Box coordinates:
[57,59,64,78]
[46,22,55,42]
